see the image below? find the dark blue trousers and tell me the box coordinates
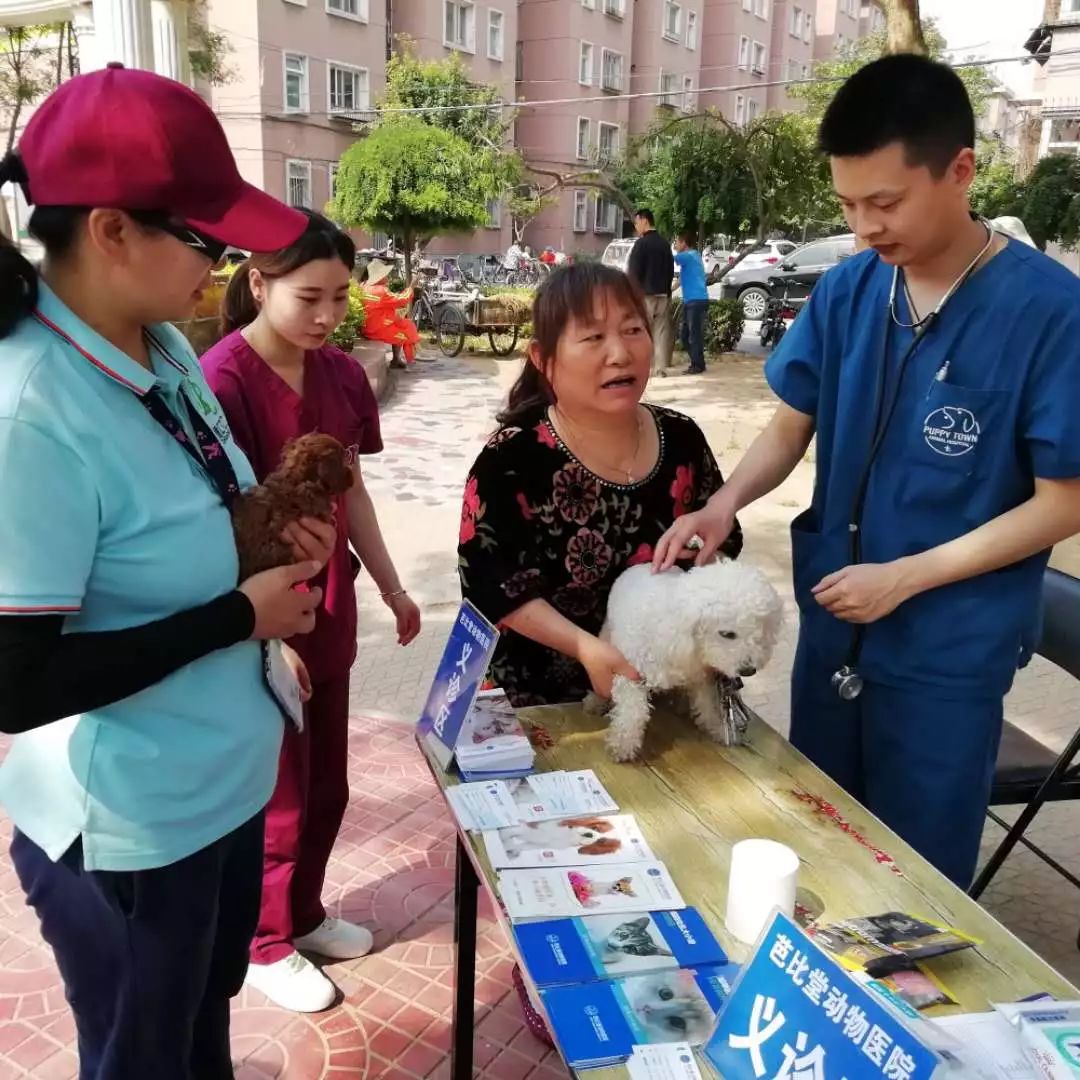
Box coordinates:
[11,813,264,1080]
[790,636,1003,888]
[680,300,708,372]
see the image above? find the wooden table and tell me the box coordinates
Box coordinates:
[417,701,1077,1079]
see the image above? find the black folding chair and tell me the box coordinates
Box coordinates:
[969,568,1080,902]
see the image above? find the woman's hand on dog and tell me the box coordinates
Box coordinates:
[281,517,337,569]
[577,635,641,700]
[240,562,323,640]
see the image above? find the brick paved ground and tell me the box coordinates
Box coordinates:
[1,344,1078,1077]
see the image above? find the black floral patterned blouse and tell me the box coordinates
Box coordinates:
[458,405,743,707]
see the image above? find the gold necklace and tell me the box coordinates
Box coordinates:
[552,406,643,484]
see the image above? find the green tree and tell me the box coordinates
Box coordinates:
[1009,154,1080,251]
[968,145,1024,221]
[329,117,500,278]
[618,112,837,269]
[0,23,68,153]
[184,0,235,86]
[789,18,993,123]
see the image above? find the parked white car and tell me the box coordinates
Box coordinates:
[602,238,636,272]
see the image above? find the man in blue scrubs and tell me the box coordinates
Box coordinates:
[655,54,1080,887]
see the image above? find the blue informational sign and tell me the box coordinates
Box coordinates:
[705,912,941,1080]
[417,600,499,770]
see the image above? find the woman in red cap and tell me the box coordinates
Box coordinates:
[0,66,336,1078]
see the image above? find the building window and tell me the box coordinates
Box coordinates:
[444,1,475,52]
[659,70,679,107]
[786,58,799,84]
[663,1,681,41]
[601,48,624,92]
[582,0,595,7]
[789,5,802,37]
[686,10,698,49]
[741,0,752,10]
[286,160,312,208]
[598,121,619,160]
[735,94,745,125]
[486,199,501,228]
[747,98,759,122]
[803,12,812,43]
[753,0,767,17]
[1048,116,1080,152]
[751,41,766,75]
[802,62,810,78]
[603,0,624,17]
[487,10,504,60]
[577,116,591,160]
[515,41,523,81]
[737,35,749,70]
[326,0,367,20]
[573,190,588,232]
[283,53,308,112]
[594,195,618,234]
[328,162,339,201]
[328,62,369,114]
[579,41,594,85]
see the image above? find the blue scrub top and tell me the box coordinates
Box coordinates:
[766,240,1080,699]
[675,250,709,302]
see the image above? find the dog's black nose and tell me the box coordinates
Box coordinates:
[738,665,757,677]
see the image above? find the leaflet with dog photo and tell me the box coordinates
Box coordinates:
[483,815,653,870]
[540,967,734,1068]
[513,908,728,986]
[498,863,685,921]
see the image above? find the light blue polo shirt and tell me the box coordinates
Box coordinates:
[0,281,283,872]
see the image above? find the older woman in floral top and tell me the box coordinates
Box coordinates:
[458,263,742,709]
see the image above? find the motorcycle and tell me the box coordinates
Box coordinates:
[759,295,798,348]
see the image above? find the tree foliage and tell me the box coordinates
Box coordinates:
[0,23,70,153]
[618,112,837,253]
[1009,155,1080,252]
[330,117,500,275]
[789,18,994,123]
[184,0,235,86]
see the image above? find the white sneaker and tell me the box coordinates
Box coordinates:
[294,916,374,960]
[244,952,336,1013]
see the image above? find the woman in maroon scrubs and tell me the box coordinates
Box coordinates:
[201,211,421,1012]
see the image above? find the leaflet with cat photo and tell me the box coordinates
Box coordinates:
[540,965,739,1069]
[498,863,685,921]
[483,815,654,870]
[513,908,727,987]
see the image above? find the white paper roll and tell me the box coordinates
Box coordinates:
[725,839,800,946]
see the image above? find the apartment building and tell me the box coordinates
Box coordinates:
[205,0,388,227]
[698,0,771,127]
[767,0,814,110]
[627,0,705,136]
[515,0,636,254]
[391,1,518,253]
[1027,0,1080,160]
[813,0,861,60]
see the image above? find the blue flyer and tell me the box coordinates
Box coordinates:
[541,965,739,1069]
[515,908,727,987]
[416,601,499,770]
[705,912,941,1080]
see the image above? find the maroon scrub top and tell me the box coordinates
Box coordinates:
[201,329,383,682]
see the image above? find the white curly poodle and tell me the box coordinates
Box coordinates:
[586,561,783,761]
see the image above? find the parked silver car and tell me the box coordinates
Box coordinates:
[718,240,800,319]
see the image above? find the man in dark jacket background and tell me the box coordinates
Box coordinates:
[627,208,675,376]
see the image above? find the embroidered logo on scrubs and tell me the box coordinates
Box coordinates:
[923,405,980,457]
[185,379,219,418]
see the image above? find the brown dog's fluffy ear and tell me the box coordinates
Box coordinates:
[578,837,623,856]
[276,434,352,494]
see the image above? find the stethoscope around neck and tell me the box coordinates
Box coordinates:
[830,217,997,701]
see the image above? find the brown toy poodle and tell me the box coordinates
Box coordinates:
[232,433,354,581]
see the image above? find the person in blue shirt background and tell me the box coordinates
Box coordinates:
[674,233,709,376]
[655,54,1080,888]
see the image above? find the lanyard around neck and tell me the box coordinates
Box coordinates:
[32,311,240,508]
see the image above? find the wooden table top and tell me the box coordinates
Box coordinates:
[418,700,1076,1077]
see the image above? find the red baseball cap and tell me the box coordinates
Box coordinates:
[16,64,306,253]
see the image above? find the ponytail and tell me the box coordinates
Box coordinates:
[0,152,38,339]
[219,209,356,336]
[496,361,553,427]
[221,259,258,336]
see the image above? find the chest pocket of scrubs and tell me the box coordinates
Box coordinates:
[903,381,1009,477]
